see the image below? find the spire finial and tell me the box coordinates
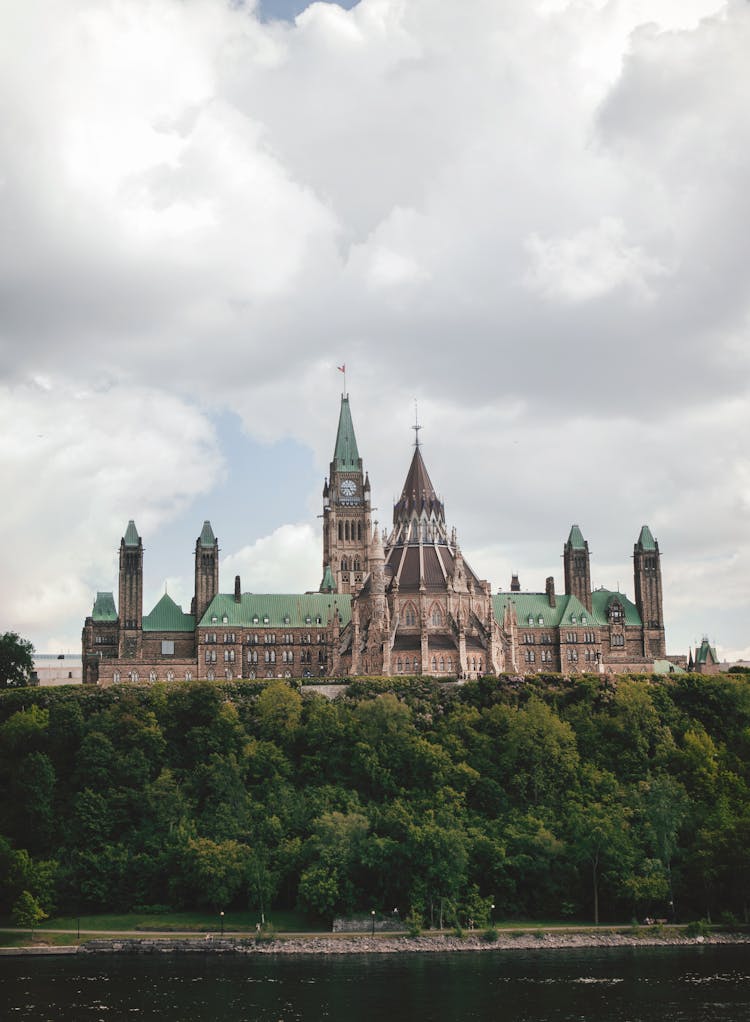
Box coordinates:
[412,399,422,448]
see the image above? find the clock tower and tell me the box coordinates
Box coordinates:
[321,394,372,595]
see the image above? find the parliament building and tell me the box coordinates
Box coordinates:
[82,396,676,685]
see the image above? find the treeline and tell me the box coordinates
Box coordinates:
[0,673,749,927]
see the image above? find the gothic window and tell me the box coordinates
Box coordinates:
[207,669,214,680]
[345,521,350,541]
[185,671,192,681]
[612,634,625,648]
[566,632,578,643]
[149,670,157,682]
[404,604,417,627]
[439,657,445,671]
[567,649,579,662]
[478,659,483,672]
[341,557,348,571]
[166,670,174,681]
[357,522,362,541]
[447,657,453,672]
[318,650,325,663]
[248,650,258,664]
[609,602,624,623]
[432,656,438,672]
[525,649,535,663]
[431,605,443,626]
[249,670,255,679]
[338,521,343,540]
[353,558,361,571]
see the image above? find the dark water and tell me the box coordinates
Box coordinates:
[2,945,750,1021]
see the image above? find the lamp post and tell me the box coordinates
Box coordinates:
[491,903,495,926]
[220,910,225,938]
[371,910,375,936]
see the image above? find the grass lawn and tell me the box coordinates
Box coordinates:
[27,908,328,935]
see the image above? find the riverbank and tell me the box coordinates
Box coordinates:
[5,928,749,956]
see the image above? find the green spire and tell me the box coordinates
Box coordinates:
[637,525,656,550]
[92,592,117,621]
[333,396,360,470]
[199,520,216,548]
[567,524,586,550]
[123,520,140,547]
[320,564,336,594]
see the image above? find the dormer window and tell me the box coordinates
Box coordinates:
[252,615,259,624]
[284,615,290,625]
[305,615,312,624]
[222,615,228,624]
[538,616,544,626]
[581,616,587,625]
[528,615,534,626]
[263,616,269,624]
[211,615,218,623]
[571,616,577,624]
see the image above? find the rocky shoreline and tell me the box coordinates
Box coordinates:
[72,930,750,956]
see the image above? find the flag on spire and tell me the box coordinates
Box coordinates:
[337,364,345,373]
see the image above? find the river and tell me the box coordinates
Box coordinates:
[2,944,749,1021]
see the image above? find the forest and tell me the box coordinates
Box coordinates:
[0,672,748,929]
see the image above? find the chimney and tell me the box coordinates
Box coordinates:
[546,576,556,607]
[234,575,241,603]
[510,574,521,593]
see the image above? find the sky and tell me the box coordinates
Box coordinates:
[1,0,749,662]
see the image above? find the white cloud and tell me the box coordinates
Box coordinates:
[1,0,748,658]
[222,523,321,593]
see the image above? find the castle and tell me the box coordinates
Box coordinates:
[82,395,674,685]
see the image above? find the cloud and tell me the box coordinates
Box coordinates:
[222,523,321,593]
[1,0,748,658]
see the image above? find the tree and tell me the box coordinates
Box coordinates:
[0,632,34,689]
[13,890,47,938]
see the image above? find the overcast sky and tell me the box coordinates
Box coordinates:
[1,0,748,662]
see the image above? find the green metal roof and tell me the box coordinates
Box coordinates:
[566,524,586,550]
[653,659,686,675]
[494,588,643,628]
[199,593,351,629]
[493,592,592,628]
[199,520,216,548]
[123,520,140,547]
[696,638,718,665]
[590,588,642,626]
[143,593,195,633]
[319,564,336,593]
[333,396,360,470]
[92,591,117,622]
[636,525,656,551]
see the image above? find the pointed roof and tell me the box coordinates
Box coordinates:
[123,520,140,547]
[92,592,117,622]
[199,520,216,548]
[695,638,718,665]
[636,525,657,551]
[142,592,195,632]
[332,396,360,471]
[566,524,586,550]
[319,564,336,593]
[393,446,445,524]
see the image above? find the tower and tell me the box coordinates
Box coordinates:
[321,395,371,595]
[563,524,592,612]
[633,525,665,658]
[194,520,219,622]
[118,520,143,658]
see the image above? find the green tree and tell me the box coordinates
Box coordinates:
[0,632,35,688]
[13,889,47,937]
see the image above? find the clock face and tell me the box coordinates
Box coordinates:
[340,480,356,498]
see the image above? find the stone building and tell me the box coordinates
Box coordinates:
[82,394,674,684]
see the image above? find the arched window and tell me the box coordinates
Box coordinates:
[166,670,174,682]
[345,521,350,541]
[341,556,348,571]
[113,671,120,684]
[338,521,343,540]
[397,658,403,673]
[404,603,417,627]
[439,657,445,671]
[149,670,157,682]
[447,657,453,672]
[431,605,443,627]
[432,656,437,672]
[207,669,214,681]
[185,671,192,681]
[357,522,362,541]
[353,558,361,571]
[249,670,255,679]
